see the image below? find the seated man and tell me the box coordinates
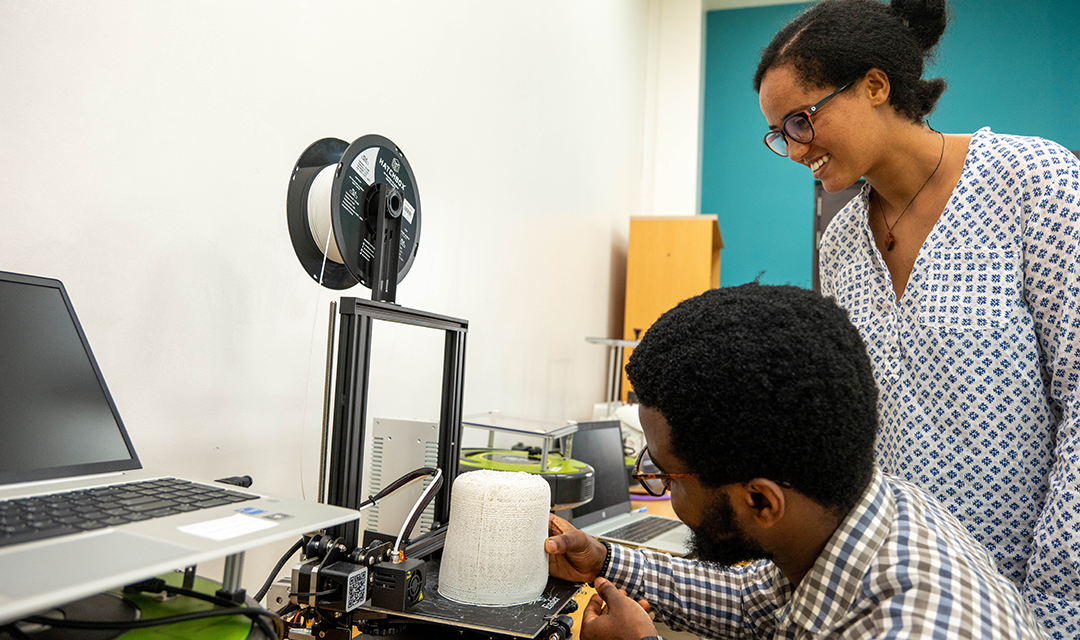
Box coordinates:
[546,284,1041,640]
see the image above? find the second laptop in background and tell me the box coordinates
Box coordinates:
[564,420,689,556]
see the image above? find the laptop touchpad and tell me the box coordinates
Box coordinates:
[0,531,196,598]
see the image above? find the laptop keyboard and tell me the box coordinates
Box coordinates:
[604,516,683,543]
[0,478,257,548]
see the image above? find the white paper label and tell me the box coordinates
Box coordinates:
[350,147,379,185]
[177,514,277,541]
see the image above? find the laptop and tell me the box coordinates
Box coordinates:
[0,271,359,625]
[566,421,690,556]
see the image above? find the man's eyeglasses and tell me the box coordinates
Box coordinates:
[632,446,699,497]
[763,80,854,157]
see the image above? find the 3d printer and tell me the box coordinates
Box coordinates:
[281,135,585,640]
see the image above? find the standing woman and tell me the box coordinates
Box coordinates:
[754,0,1080,634]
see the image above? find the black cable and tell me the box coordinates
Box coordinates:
[0,623,34,640]
[254,536,305,603]
[257,613,283,640]
[359,467,438,510]
[24,607,284,637]
[311,536,342,623]
[122,577,282,639]
[276,601,300,617]
[165,583,279,639]
[314,537,340,576]
[401,473,443,546]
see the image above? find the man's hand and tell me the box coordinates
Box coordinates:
[546,514,609,583]
[581,577,657,640]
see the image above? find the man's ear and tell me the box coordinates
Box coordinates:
[735,479,786,529]
[862,68,891,107]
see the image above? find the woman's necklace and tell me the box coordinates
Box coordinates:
[875,130,945,251]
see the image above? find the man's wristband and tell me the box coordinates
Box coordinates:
[598,540,613,579]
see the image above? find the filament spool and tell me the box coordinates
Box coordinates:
[438,470,551,606]
[286,138,354,289]
[287,135,422,291]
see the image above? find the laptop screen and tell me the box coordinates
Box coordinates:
[568,420,633,528]
[0,272,139,485]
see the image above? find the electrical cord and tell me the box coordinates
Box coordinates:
[311,536,342,625]
[392,468,443,560]
[23,606,284,638]
[254,536,305,603]
[124,577,283,639]
[360,466,439,511]
[0,623,34,640]
[276,601,299,617]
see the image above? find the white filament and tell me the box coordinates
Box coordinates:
[438,470,550,606]
[306,165,344,264]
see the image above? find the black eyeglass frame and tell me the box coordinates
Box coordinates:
[763,80,855,157]
[631,446,699,497]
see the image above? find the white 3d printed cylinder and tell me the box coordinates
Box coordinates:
[438,469,551,606]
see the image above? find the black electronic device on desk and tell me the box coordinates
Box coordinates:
[281,136,582,640]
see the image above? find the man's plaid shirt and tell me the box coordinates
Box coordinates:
[603,469,1043,638]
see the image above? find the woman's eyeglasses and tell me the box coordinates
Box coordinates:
[631,446,698,497]
[763,80,854,157]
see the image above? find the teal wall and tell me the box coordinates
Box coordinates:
[701,0,1080,288]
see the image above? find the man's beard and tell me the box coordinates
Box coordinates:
[686,491,772,567]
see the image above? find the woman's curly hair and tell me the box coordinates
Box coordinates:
[753,0,949,123]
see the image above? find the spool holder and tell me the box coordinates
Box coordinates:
[366,182,403,303]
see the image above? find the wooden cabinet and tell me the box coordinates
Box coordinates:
[621,215,722,401]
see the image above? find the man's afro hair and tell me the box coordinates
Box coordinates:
[625,283,878,512]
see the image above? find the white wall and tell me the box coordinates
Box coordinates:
[0,0,654,590]
[640,0,706,216]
